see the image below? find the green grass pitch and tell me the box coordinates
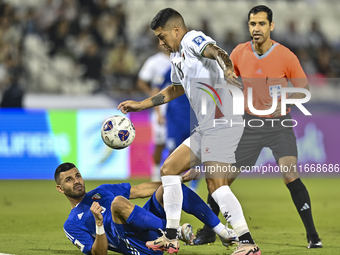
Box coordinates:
[0,178,339,255]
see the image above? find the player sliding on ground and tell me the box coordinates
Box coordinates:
[55,162,236,255]
[118,8,261,255]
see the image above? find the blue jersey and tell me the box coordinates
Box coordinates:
[63,183,162,255]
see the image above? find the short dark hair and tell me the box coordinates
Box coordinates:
[248,5,273,24]
[54,162,77,184]
[150,8,183,30]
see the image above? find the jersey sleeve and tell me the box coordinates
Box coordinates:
[286,50,308,88]
[230,47,240,76]
[103,183,131,199]
[64,224,94,254]
[185,31,216,57]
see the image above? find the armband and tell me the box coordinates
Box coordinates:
[96,225,105,235]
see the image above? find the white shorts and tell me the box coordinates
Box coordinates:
[151,108,167,145]
[183,123,244,164]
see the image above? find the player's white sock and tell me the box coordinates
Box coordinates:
[161,175,183,229]
[212,222,225,235]
[151,164,161,182]
[211,185,249,237]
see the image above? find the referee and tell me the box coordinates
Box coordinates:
[194,5,322,249]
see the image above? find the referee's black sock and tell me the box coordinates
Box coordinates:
[286,178,319,241]
[202,193,220,232]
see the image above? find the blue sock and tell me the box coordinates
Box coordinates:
[181,184,220,229]
[126,205,166,231]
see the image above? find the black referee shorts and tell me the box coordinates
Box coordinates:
[233,112,298,169]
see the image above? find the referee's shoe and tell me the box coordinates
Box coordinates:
[307,239,323,249]
[193,228,216,245]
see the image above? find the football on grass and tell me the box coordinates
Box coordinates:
[101,115,136,149]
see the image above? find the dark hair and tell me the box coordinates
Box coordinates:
[150,8,183,30]
[248,5,273,24]
[54,162,77,184]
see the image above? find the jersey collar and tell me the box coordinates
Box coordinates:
[250,40,279,60]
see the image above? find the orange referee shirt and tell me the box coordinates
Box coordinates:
[230,40,308,118]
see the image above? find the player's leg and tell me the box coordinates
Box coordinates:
[161,143,199,235]
[201,123,261,254]
[180,183,237,245]
[194,123,262,245]
[147,138,201,253]
[204,163,261,255]
[279,156,322,248]
[269,119,321,248]
[151,183,237,245]
[111,195,166,231]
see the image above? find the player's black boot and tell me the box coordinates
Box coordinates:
[193,227,216,245]
[307,234,322,249]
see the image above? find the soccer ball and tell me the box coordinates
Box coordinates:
[101,115,136,149]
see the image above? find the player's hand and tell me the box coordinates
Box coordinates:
[182,168,200,183]
[90,202,104,225]
[266,102,282,117]
[117,100,142,114]
[224,69,242,89]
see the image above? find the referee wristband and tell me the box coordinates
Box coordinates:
[96,225,105,235]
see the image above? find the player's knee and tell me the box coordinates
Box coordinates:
[111,196,127,213]
[160,161,171,176]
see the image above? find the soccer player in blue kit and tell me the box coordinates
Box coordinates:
[55,163,236,255]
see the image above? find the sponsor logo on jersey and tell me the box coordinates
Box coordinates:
[77,212,84,220]
[255,68,263,74]
[192,35,206,46]
[92,193,102,200]
[269,85,281,98]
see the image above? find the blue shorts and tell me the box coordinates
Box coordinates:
[143,191,166,219]
[112,192,165,255]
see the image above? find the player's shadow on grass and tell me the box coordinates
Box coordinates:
[29,249,80,254]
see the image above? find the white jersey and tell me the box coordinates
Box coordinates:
[170,30,239,130]
[138,52,170,89]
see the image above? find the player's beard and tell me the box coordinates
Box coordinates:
[65,184,86,199]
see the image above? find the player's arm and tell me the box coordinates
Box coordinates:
[118,85,184,114]
[129,182,162,199]
[202,44,242,88]
[152,86,165,124]
[90,202,108,255]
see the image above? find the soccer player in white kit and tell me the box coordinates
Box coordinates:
[137,47,170,181]
[118,8,261,255]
